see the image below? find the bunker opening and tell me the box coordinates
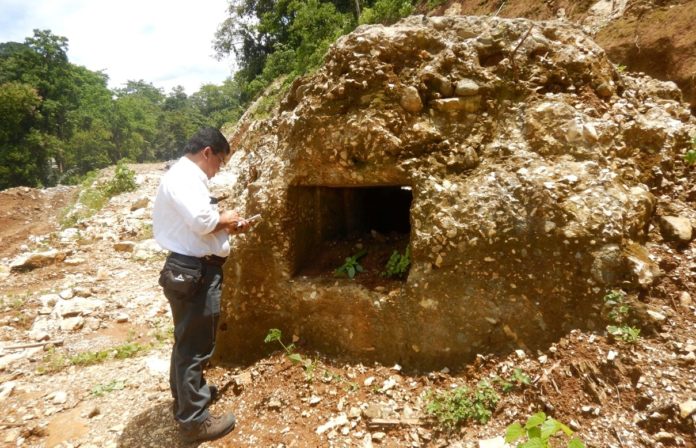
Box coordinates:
[288,185,413,286]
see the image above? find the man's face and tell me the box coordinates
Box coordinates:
[203,146,227,178]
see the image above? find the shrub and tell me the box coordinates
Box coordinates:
[603,290,640,343]
[382,247,410,278]
[426,381,500,428]
[359,0,413,25]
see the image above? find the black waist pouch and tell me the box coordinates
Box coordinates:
[159,254,203,301]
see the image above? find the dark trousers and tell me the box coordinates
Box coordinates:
[161,254,222,427]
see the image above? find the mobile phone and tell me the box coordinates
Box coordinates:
[237,214,261,228]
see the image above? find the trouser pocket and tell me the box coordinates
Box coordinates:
[159,255,203,301]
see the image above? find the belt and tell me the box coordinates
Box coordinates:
[200,254,228,266]
[169,252,228,266]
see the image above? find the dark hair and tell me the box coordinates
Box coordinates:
[183,127,230,156]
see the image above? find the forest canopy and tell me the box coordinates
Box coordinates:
[1,0,416,190]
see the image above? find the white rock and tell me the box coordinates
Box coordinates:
[478,436,507,448]
[316,413,349,434]
[364,376,375,386]
[59,288,75,300]
[0,381,16,401]
[60,316,84,332]
[679,399,696,419]
[49,390,68,405]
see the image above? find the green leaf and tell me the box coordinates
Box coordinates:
[567,437,586,448]
[347,266,356,278]
[504,422,524,443]
[264,328,282,343]
[541,418,562,440]
[558,421,574,437]
[528,426,542,440]
[288,353,303,364]
[520,438,545,448]
[525,412,546,429]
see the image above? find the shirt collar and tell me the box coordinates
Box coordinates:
[180,155,208,185]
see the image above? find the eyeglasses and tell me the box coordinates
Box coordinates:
[209,148,227,167]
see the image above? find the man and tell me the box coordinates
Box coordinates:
[153,127,248,443]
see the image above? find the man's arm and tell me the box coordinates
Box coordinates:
[214,210,250,234]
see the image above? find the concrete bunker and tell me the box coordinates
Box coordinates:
[215,15,694,370]
[289,185,412,282]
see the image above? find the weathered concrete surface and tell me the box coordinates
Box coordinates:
[215,15,695,369]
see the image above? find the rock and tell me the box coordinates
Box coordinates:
[59,228,80,241]
[49,390,68,405]
[59,288,75,300]
[595,82,613,98]
[233,371,252,386]
[130,196,149,211]
[380,376,398,392]
[133,238,164,260]
[52,297,105,318]
[115,313,129,323]
[678,291,692,308]
[454,78,480,96]
[625,245,662,289]
[316,413,348,434]
[145,355,170,377]
[37,294,61,307]
[64,256,86,266]
[267,397,282,409]
[400,86,423,113]
[10,249,66,272]
[658,216,693,243]
[679,399,696,419]
[60,316,85,332]
[0,381,16,401]
[430,96,481,112]
[371,432,386,442]
[218,14,696,368]
[309,395,322,405]
[113,241,136,252]
[478,437,506,448]
[645,309,667,323]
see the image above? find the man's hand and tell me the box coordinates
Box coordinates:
[217,210,250,234]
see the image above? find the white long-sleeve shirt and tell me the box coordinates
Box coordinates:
[152,157,230,257]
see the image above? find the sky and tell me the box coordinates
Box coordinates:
[0,0,236,94]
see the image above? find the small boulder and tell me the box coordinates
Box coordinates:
[658,216,693,243]
[400,86,423,113]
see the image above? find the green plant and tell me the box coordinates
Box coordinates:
[359,0,413,25]
[60,162,137,228]
[265,329,355,385]
[496,368,531,393]
[334,249,367,279]
[114,342,147,359]
[105,160,137,196]
[615,64,627,73]
[92,380,126,397]
[505,412,585,448]
[382,247,411,278]
[603,290,641,343]
[426,381,500,428]
[36,347,69,375]
[685,137,696,165]
[265,328,303,364]
[69,349,110,366]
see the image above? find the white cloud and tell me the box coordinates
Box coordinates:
[0,0,235,94]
